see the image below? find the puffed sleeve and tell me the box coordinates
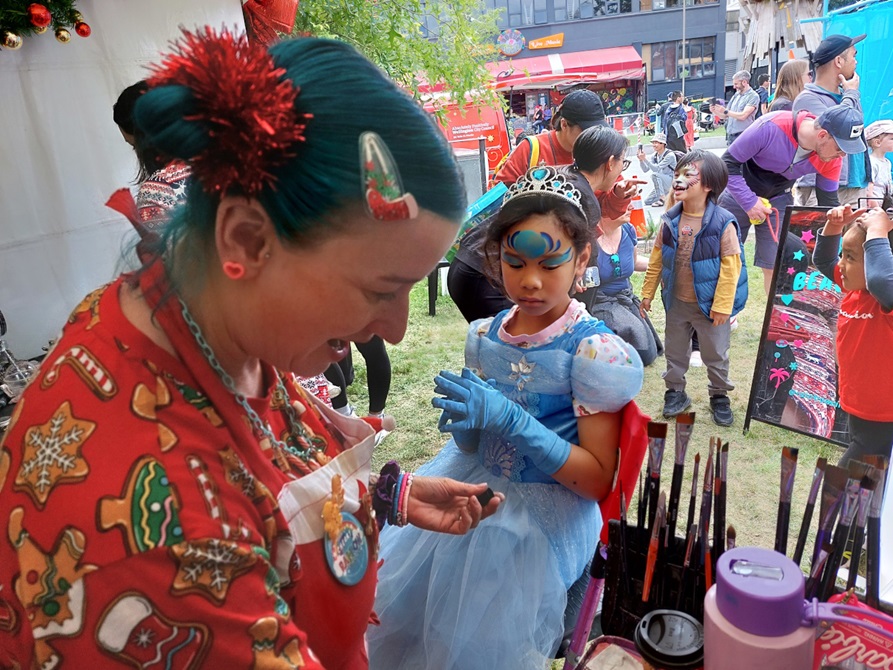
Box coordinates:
[464,316,495,376]
[571,331,644,416]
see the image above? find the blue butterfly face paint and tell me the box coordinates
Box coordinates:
[502,230,573,268]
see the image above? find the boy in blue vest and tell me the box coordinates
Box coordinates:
[641,150,748,426]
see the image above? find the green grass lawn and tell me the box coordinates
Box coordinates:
[347,240,840,552]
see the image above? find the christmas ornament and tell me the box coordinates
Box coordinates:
[27,4,52,28]
[1,30,23,49]
[55,28,71,43]
[34,25,48,34]
[75,22,91,37]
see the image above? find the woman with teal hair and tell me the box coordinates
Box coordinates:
[0,29,501,670]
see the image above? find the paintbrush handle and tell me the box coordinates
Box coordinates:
[713,481,725,557]
[774,501,790,556]
[647,476,660,532]
[866,516,881,609]
[820,522,852,601]
[846,526,865,592]
[686,493,696,536]
[643,538,658,603]
[667,464,684,539]
[792,502,816,567]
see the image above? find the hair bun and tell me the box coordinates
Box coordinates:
[133,85,210,163]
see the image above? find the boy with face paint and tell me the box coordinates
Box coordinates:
[641,151,748,426]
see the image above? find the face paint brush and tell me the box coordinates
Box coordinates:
[792,458,826,567]
[862,455,888,609]
[846,471,878,592]
[676,522,697,611]
[637,471,646,536]
[811,466,847,574]
[686,452,700,538]
[819,462,867,600]
[642,491,666,604]
[774,447,799,556]
[646,422,668,532]
[698,439,715,583]
[563,543,607,670]
[805,542,833,599]
[667,413,695,539]
[713,442,728,557]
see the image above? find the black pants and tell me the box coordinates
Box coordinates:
[324,336,391,414]
[447,259,512,324]
[667,135,687,153]
[840,413,893,467]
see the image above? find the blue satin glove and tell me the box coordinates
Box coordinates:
[432,367,571,475]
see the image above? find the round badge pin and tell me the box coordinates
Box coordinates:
[324,511,369,586]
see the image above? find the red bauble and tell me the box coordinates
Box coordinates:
[75,22,91,37]
[27,3,52,28]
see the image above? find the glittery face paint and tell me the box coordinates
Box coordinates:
[672,164,701,192]
[501,230,573,268]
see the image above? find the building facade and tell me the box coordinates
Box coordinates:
[467,0,729,112]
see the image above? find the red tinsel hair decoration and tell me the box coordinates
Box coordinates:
[147,26,310,196]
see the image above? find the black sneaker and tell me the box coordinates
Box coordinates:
[663,390,692,417]
[710,395,734,426]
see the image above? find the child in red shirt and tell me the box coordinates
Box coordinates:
[814,206,893,464]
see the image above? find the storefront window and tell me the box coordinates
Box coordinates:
[653,0,718,8]
[648,37,714,81]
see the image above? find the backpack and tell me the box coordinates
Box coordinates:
[490,135,540,187]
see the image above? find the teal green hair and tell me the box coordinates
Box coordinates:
[132,37,466,253]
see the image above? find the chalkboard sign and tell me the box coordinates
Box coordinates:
[744,206,849,447]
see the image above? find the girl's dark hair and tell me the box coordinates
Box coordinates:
[675,149,727,203]
[571,125,629,173]
[482,187,591,291]
[133,37,465,271]
[113,81,149,135]
[114,80,167,182]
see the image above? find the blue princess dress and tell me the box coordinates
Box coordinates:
[367,300,643,669]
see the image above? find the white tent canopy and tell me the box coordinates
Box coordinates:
[0,0,245,358]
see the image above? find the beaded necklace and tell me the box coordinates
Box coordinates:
[179,298,327,464]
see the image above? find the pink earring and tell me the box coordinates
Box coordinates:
[222,261,245,280]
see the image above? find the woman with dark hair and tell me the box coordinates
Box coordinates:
[1,30,501,669]
[568,126,664,365]
[113,80,191,261]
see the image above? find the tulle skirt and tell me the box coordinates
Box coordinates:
[367,441,601,670]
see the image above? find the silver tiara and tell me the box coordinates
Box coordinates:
[504,166,584,212]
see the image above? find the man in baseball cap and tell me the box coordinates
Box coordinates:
[811,33,866,68]
[794,32,867,207]
[816,105,867,156]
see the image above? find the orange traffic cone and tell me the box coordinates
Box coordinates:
[629,177,647,237]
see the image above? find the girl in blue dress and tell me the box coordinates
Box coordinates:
[367,166,644,669]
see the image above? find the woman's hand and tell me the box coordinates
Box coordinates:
[612,178,647,200]
[640,297,652,314]
[408,477,504,534]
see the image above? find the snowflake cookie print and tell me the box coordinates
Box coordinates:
[15,401,95,508]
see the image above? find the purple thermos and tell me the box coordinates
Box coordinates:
[705,547,893,670]
[704,547,814,669]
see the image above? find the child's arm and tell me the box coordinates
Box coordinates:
[863,209,893,312]
[710,254,742,325]
[640,227,664,310]
[814,206,865,278]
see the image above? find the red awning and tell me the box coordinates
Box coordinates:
[486,46,644,90]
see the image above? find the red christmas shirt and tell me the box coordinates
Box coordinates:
[0,265,379,669]
[834,265,893,422]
